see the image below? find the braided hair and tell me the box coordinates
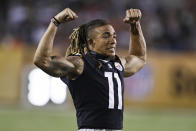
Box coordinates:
[66,19,108,56]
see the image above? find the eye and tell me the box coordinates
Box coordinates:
[102,33,110,38]
[113,34,117,38]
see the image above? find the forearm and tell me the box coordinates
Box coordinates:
[34,22,57,64]
[129,22,147,61]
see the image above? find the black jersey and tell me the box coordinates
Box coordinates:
[61,51,124,130]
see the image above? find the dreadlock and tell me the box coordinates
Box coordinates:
[66,19,109,56]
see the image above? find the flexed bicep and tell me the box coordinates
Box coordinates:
[120,9,147,77]
[34,56,84,79]
[120,55,145,77]
[33,7,80,78]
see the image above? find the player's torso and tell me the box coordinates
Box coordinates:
[61,51,124,129]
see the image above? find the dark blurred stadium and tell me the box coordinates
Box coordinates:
[0,0,196,131]
[0,0,195,50]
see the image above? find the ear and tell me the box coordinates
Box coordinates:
[87,39,95,49]
[84,47,88,54]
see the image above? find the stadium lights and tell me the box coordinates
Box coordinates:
[28,68,67,106]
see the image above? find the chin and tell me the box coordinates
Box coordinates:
[106,53,116,60]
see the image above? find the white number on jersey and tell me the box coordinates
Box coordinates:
[104,72,122,110]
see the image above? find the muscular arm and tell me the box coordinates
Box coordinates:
[33,8,83,79]
[120,9,147,77]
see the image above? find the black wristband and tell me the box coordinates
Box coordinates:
[51,17,61,27]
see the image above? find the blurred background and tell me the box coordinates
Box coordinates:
[0,0,196,131]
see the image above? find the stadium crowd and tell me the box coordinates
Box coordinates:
[0,0,195,51]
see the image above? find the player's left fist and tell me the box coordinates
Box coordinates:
[123,9,142,24]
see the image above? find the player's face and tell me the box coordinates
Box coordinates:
[89,25,117,58]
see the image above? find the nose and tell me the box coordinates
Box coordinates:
[110,37,117,45]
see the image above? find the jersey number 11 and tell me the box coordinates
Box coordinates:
[105,72,122,110]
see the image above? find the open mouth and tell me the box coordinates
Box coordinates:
[106,47,116,52]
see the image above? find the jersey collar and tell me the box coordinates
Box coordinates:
[88,50,117,62]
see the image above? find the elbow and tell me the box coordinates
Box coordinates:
[33,60,41,68]
[144,55,147,64]
[140,53,147,64]
[140,56,147,67]
[139,48,147,64]
[33,59,42,69]
[33,57,38,66]
[33,56,48,69]
[143,57,147,65]
[33,55,41,66]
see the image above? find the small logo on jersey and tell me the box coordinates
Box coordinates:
[115,62,123,71]
[108,63,112,68]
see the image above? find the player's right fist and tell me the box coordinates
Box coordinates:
[54,8,78,23]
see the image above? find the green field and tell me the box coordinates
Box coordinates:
[0,108,196,131]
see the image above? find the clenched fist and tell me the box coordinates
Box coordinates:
[123,9,142,24]
[54,8,78,23]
